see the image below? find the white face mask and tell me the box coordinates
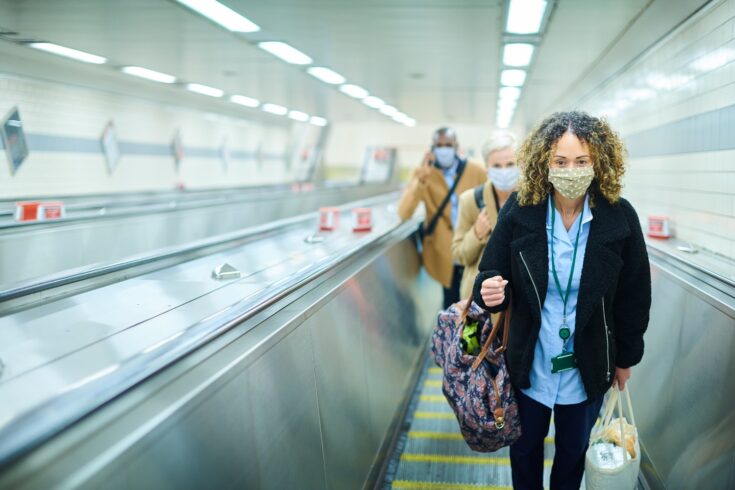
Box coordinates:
[487,166,520,191]
[433,147,456,168]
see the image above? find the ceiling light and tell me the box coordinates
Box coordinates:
[497,99,517,111]
[121,66,177,83]
[258,41,312,65]
[288,110,309,121]
[262,103,288,115]
[501,69,526,87]
[29,42,106,64]
[175,0,259,32]
[230,94,260,107]
[499,86,521,100]
[362,96,385,109]
[310,116,328,126]
[339,84,369,98]
[403,118,416,127]
[503,43,535,67]
[186,83,224,97]
[307,66,346,85]
[379,105,398,116]
[506,0,548,34]
[497,109,513,128]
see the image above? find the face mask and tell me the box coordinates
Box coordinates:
[433,147,456,168]
[487,166,520,191]
[548,166,594,199]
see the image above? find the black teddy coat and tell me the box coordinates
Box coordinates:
[472,191,652,401]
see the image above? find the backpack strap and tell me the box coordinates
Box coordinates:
[473,184,485,209]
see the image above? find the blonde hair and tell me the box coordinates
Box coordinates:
[481,132,517,162]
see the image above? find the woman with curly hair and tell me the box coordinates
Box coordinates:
[472,111,651,489]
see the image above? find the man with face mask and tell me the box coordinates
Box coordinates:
[452,132,519,300]
[398,127,487,308]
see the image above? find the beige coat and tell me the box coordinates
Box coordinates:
[452,181,499,299]
[398,161,486,288]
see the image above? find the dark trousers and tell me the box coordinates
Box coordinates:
[442,264,464,309]
[510,390,604,490]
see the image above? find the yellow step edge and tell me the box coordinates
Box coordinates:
[407,431,554,444]
[400,453,552,467]
[392,480,511,490]
[419,395,447,402]
[413,411,456,420]
[424,380,443,388]
[427,367,442,374]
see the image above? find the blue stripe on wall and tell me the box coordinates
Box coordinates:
[625,103,735,157]
[0,133,283,160]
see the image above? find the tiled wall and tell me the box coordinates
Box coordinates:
[0,73,320,198]
[580,0,735,260]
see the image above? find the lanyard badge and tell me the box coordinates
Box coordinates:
[549,195,585,374]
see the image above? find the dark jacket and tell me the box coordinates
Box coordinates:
[472,192,651,400]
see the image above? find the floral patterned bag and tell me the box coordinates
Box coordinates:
[430,296,521,452]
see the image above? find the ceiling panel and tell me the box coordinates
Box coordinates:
[0,0,668,128]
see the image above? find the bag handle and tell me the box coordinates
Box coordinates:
[470,290,512,372]
[597,385,636,463]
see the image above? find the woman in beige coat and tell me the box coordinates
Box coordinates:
[452,132,519,299]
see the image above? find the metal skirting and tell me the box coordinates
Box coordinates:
[383,359,555,490]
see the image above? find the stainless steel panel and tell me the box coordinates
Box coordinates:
[0,195,436,489]
[246,325,327,490]
[81,371,261,490]
[0,184,393,288]
[632,259,735,490]
[306,298,373,490]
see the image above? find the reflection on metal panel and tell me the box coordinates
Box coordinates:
[632,255,735,490]
[0,214,440,489]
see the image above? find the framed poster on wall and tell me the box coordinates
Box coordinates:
[171,129,184,171]
[360,146,396,183]
[1,106,29,175]
[100,120,121,174]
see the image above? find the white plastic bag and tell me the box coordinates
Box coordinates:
[585,385,640,490]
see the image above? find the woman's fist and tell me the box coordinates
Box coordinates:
[480,275,508,307]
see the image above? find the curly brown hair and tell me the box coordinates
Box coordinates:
[516,111,627,206]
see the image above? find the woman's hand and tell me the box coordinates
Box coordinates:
[480,275,508,307]
[614,367,631,390]
[473,209,493,240]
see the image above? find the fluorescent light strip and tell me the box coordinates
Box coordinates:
[402,117,416,127]
[307,66,346,85]
[288,110,309,121]
[310,116,328,126]
[362,96,385,109]
[506,0,548,34]
[501,69,526,87]
[499,86,521,101]
[230,94,260,107]
[258,42,312,65]
[29,42,106,64]
[339,84,369,98]
[186,83,224,97]
[262,103,288,115]
[503,43,534,67]
[379,105,398,117]
[175,0,259,32]
[121,66,177,84]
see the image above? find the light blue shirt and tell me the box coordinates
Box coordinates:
[441,158,460,228]
[522,194,593,409]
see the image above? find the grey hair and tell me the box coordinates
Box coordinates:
[432,127,457,144]
[481,131,517,161]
